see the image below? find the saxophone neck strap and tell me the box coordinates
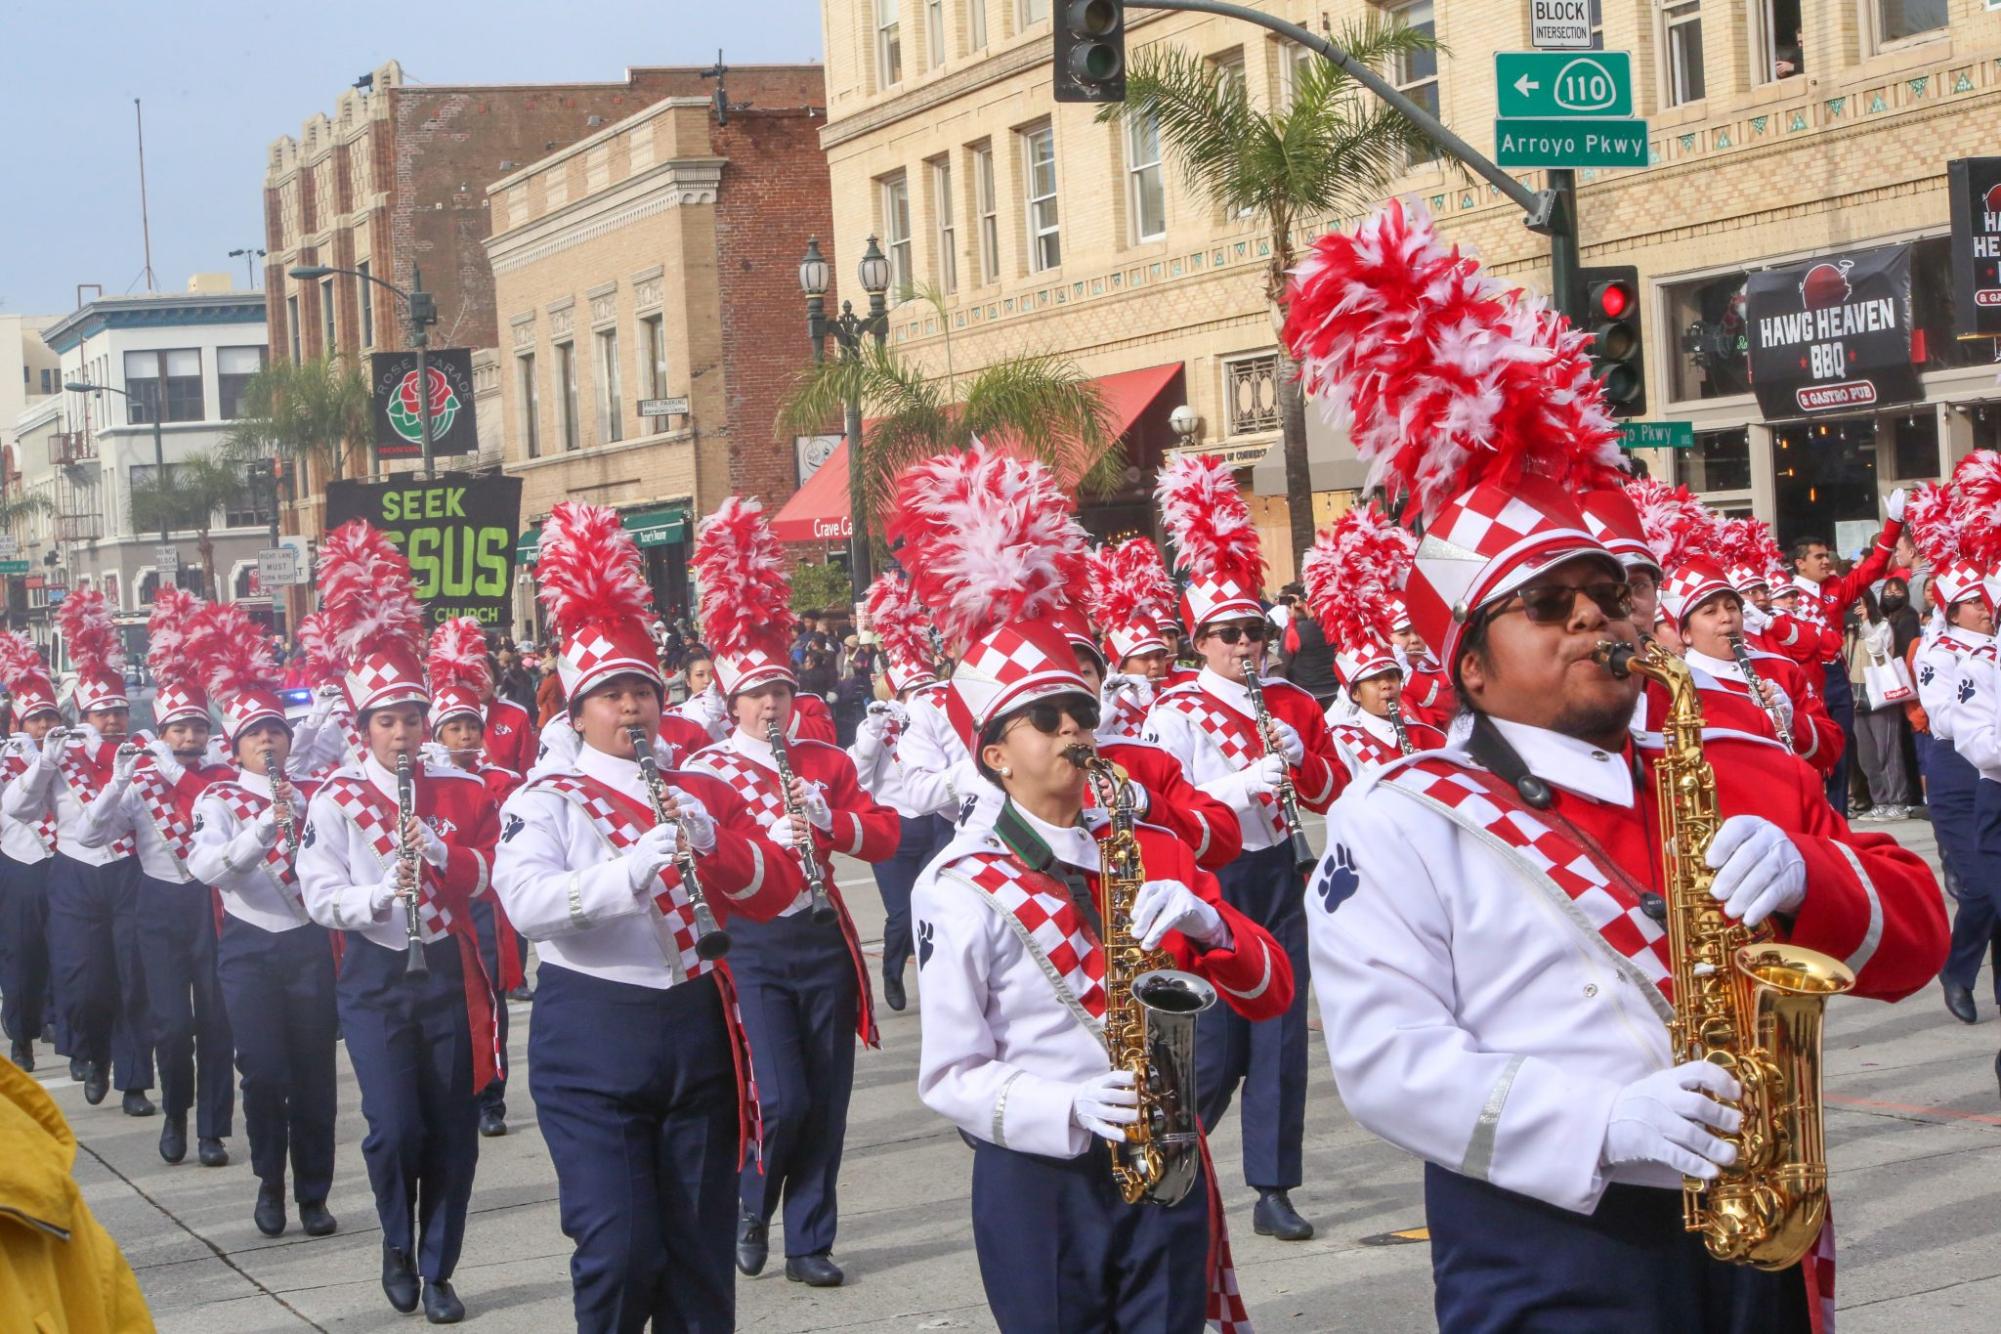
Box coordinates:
[994,800,1103,940]
[1464,712,1557,809]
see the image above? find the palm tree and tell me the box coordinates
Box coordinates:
[1100,17,1441,567]
[129,451,252,599]
[778,341,1120,540]
[223,355,371,484]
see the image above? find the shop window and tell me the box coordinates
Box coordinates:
[1970,405,2001,454]
[1665,270,1751,401]
[1223,353,1280,436]
[1888,412,1938,480]
[1772,417,1881,550]
[1682,427,1750,493]
[1913,237,1994,374]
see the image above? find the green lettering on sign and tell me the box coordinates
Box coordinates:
[1619,421,1696,449]
[1494,117,1650,168]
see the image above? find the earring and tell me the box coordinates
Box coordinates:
[998,765,1013,778]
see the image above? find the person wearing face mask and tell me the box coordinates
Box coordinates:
[0,634,64,1074]
[897,444,1292,1332]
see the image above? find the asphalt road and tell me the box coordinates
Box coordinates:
[44,815,2001,1332]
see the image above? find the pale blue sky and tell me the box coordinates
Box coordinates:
[0,0,825,317]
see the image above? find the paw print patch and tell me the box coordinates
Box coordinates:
[1960,677,1976,705]
[917,920,935,968]
[1314,844,1360,913]
[1920,664,1934,688]
[300,820,318,849]
[501,814,525,843]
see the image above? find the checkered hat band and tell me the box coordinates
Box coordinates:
[959,853,1105,1018]
[430,687,484,727]
[347,652,430,715]
[1184,580,1264,630]
[1936,562,1989,607]
[1661,568,1733,626]
[716,650,796,699]
[75,676,128,712]
[1107,625,1168,662]
[1335,646,1396,685]
[154,684,207,724]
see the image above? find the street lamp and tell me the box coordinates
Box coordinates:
[65,381,173,583]
[289,262,441,477]
[228,247,267,290]
[800,235,891,606]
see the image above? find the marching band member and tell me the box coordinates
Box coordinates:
[1144,454,1344,1242]
[7,589,153,1114]
[77,589,237,1167]
[297,522,502,1324]
[893,443,1290,1331]
[0,634,61,1072]
[1286,200,1945,1331]
[683,498,898,1289]
[492,501,802,1332]
[288,611,362,780]
[186,603,340,1239]
[1082,537,1178,740]
[670,646,729,741]
[427,618,529,1139]
[1387,595,1455,731]
[479,644,539,776]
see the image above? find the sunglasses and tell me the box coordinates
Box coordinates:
[1205,622,1269,645]
[1493,580,1635,626]
[1008,697,1102,736]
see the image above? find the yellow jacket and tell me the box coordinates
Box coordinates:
[0,1060,154,1332]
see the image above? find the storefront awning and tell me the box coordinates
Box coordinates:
[770,362,1184,544]
[1261,400,1374,497]
[516,505,688,565]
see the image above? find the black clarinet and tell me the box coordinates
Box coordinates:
[1243,667,1318,873]
[626,726,730,961]
[395,753,428,977]
[1385,700,1415,756]
[766,723,839,926]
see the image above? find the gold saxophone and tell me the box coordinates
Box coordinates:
[1595,639,1853,1269]
[1063,744,1216,1207]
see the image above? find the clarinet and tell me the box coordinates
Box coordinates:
[1385,700,1415,756]
[1243,667,1318,872]
[270,762,301,857]
[1727,632,1795,750]
[766,723,838,926]
[625,725,730,961]
[395,753,429,977]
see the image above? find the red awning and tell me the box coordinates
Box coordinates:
[769,362,1182,544]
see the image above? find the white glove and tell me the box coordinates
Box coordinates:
[111,746,139,786]
[765,811,813,847]
[308,689,339,726]
[39,729,66,765]
[1269,719,1306,766]
[408,819,449,869]
[1069,1068,1140,1143]
[368,865,404,917]
[692,689,728,738]
[420,741,455,768]
[797,782,834,832]
[1705,814,1807,927]
[1885,487,1908,522]
[860,701,903,740]
[626,822,680,892]
[666,789,717,854]
[145,738,186,783]
[1740,603,1771,634]
[1237,754,1289,799]
[1125,779,1150,817]
[1601,1060,1743,1181]
[1101,674,1142,698]
[1130,878,1227,950]
[251,807,281,848]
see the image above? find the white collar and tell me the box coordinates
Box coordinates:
[1197,666,1253,710]
[237,769,273,798]
[1487,717,1635,808]
[361,752,407,799]
[1016,803,1101,874]
[577,742,642,787]
[1792,574,1822,596]
[1349,709,1396,745]
[1682,648,1741,684]
[728,727,777,767]
[1946,625,1994,649]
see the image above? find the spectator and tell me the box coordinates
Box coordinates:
[535,656,566,727]
[1280,606,1342,706]
[1851,584,1919,819]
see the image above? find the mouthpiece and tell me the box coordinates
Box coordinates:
[1592,640,1639,679]
[1061,743,1098,770]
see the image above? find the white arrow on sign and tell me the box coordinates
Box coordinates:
[1515,74,1540,97]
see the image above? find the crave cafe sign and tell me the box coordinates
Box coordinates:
[1746,244,1919,418]
[1949,157,2001,339]
[324,475,522,629]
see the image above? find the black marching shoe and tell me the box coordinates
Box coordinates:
[736,1206,768,1277]
[9,1038,31,1072]
[478,1105,507,1138]
[158,1113,187,1164]
[882,967,907,1012]
[299,1200,337,1237]
[82,1063,108,1105]
[785,1252,845,1287]
[1253,1189,1315,1241]
[423,1279,465,1324]
[122,1090,157,1117]
[197,1138,230,1167]
[69,1055,88,1083]
[381,1242,420,1313]
[253,1183,287,1237]
[1943,979,1979,1025]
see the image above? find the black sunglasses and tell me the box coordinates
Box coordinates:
[1008,697,1102,736]
[1494,580,1635,626]
[1205,622,1269,645]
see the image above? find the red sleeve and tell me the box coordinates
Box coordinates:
[1822,518,1903,617]
[1146,829,1293,1021]
[1276,688,1347,812]
[676,771,805,926]
[1775,661,1843,776]
[1104,741,1243,870]
[792,696,838,745]
[808,748,901,863]
[1760,613,1822,667]
[435,781,501,913]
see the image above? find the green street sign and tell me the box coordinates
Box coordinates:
[1619,421,1696,450]
[1495,51,1634,118]
[1495,118,1650,168]
[0,561,27,574]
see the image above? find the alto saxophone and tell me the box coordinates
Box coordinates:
[1726,632,1795,751]
[1595,639,1853,1269]
[1064,744,1216,1207]
[1243,667,1317,872]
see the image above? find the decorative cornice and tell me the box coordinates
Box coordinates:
[486,159,726,274]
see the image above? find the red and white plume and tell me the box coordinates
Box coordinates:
[1902,481,1968,575]
[1953,450,2001,570]
[54,586,123,678]
[0,631,47,691]
[1625,478,1720,572]
[864,572,932,669]
[293,611,345,687]
[317,520,424,668]
[1301,503,1413,652]
[692,497,796,686]
[1281,200,1623,524]
[192,600,279,703]
[536,501,666,702]
[146,586,206,688]
[1155,454,1263,595]
[886,443,1090,654]
[1082,537,1176,635]
[426,617,493,696]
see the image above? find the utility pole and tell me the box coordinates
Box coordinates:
[134,99,156,292]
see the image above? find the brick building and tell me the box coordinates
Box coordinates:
[817,0,2001,584]
[485,68,830,636]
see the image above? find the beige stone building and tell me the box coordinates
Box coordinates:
[818,0,2001,583]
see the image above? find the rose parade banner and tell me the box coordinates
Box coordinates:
[369,348,478,461]
[324,474,521,629]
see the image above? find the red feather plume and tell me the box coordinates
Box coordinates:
[1083,537,1176,636]
[53,587,123,677]
[1624,478,1720,572]
[864,573,932,668]
[191,601,278,703]
[146,586,206,688]
[692,498,796,664]
[534,501,658,645]
[1301,503,1413,651]
[1955,450,2001,569]
[293,611,345,686]
[426,617,493,695]
[1155,454,1264,592]
[1902,480,1967,574]
[316,520,423,667]
[0,631,47,691]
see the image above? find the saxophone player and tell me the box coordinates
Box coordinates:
[895,445,1290,1331]
[1287,203,1946,1332]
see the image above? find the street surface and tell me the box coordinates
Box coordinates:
[48,817,2001,1331]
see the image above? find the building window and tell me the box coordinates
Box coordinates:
[1126,110,1167,243]
[1223,353,1281,437]
[1663,1,1706,106]
[1682,427,1751,494]
[1021,123,1061,273]
[1281,42,1316,107]
[217,346,266,420]
[320,277,336,353]
[286,296,301,362]
[1392,3,1439,167]
[877,0,903,87]
[931,159,959,294]
[518,352,540,459]
[1874,0,1948,46]
[356,260,375,347]
[881,173,913,296]
[1889,412,1939,481]
[973,142,1000,284]
[1211,47,1246,98]
[927,0,945,66]
[40,368,53,394]
[968,0,987,48]
[123,349,204,423]
[1664,270,1750,402]
[556,342,579,452]
[1588,0,1604,49]
[1021,0,1047,26]
[641,315,669,434]
[225,481,275,529]
[596,328,623,446]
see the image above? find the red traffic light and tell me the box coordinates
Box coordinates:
[1594,281,1633,320]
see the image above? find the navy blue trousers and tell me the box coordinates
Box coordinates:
[47,854,152,1090]
[1426,1166,1810,1333]
[216,914,338,1202]
[1923,738,2001,999]
[529,963,739,1334]
[0,853,52,1046]
[1195,839,1307,1190]
[971,1139,1210,1333]
[731,910,858,1258]
[873,814,943,984]
[336,933,480,1282]
[471,898,510,1117]
[1823,666,1855,815]
[137,877,234,1137]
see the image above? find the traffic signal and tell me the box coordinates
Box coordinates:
[1053,0,1125,104]
[1580,265,1646,418]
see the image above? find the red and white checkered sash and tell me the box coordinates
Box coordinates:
[953,850,1106,1020]
[1100,685,1151,741]
[205,781,303,908]
[1386,759,1675,1003]
[320,775,455,941]
[1,753,57,854]
[1198,1134,1253,1334]
[1974,643,1998,667]
[1332,723,1401,770]
[132,762,197,868]
[1155,686,1282,837]
[58,745,134,857]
